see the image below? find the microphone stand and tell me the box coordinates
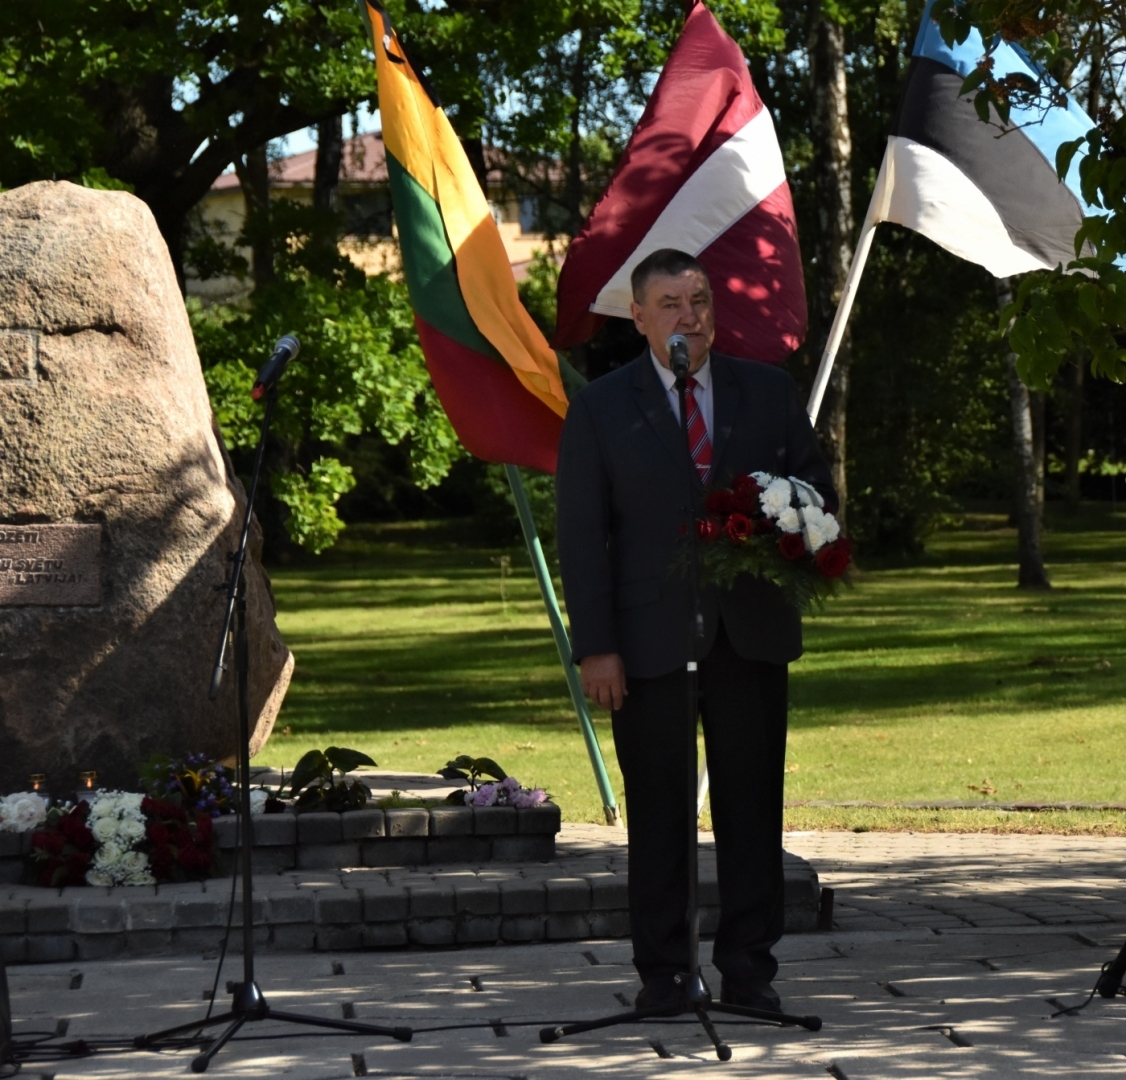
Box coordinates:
[134,373,411,1072]
[540,357,821,1059]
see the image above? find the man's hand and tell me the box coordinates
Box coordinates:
[580,653,628,711]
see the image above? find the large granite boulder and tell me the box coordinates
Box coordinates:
[0,181,293,793]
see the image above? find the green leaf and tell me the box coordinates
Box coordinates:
[958,67,987,96]
[471,757,508,781]
[325,747,377,775]
[438,767,470,781]
[973,91,991,125]
[1056,138,1083,181]
[288,750,330,795]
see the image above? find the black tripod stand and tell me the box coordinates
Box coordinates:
[1095,939,1126,999]
[540,339,822,1060]
[135,340,412,1072]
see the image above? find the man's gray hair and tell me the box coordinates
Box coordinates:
[630,249,709,302]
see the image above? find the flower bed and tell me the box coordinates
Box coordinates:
[0,801,561,884]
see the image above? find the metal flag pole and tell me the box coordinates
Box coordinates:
[696,157,890,815]
[504,464,622,826]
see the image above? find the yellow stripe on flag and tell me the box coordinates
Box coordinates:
[372,10,567,418]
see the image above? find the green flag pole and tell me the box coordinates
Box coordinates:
[504,464,622,826]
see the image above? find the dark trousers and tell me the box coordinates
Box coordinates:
[611,621,788,986]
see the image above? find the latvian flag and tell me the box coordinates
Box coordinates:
[873,0,1098,277]
[553,0,805,364]
[365,1,578,474]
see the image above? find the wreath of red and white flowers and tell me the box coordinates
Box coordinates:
[691,471,852,613]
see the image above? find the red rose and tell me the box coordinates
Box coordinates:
[194,813,213,839]
[704,489,736,516]
[778,532,807,560]
[754,516,775,536]
[814,537,852,578]
[148,823,170,846]
[724,513,752,541]
[731,475,762,510]
[150,845,175,873]
[696,516,723,542]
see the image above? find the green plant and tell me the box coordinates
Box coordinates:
[283,746,377,813]
[438,755,507,804]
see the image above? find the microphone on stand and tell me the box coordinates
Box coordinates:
[251,334,300,400]
[667,334,691,379]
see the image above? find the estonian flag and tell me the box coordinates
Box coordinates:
[872,0,1098,277]
[552,0,806,364]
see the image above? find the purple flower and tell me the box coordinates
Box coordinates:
[499,776,520,792]
[513,789,547,809]
[471,784,498,807]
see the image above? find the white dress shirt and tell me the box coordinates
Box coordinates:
[650,349,714,438]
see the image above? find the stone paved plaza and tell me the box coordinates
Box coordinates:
[4,828,1126,1078]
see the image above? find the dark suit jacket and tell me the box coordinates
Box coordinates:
[556,349,837,678]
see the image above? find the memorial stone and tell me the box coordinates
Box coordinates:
[0,181,293,792]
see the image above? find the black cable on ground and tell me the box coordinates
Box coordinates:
[1050,960,1123,1018]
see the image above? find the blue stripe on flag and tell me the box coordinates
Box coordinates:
[912,0,1096,216]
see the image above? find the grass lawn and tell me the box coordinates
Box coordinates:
[260,506,1126,833]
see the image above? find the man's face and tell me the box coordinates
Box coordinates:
[630,269,715,374]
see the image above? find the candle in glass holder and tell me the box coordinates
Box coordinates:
[78,771,97,792]
[27,773,46,793]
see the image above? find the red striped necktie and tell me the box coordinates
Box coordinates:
[684,375,712,486]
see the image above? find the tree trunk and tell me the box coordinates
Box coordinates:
[313,114,343,217]
[235,144,274,289]
[565,28,587,237]
[1065,356,1084,510]
[808,10,854,526]
[997,277,1051,588]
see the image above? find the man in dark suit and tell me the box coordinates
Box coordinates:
[556,248,836,1012]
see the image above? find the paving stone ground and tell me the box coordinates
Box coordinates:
[4,829,1126,1078]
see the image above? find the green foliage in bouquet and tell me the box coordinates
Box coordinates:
[282,746,377,813]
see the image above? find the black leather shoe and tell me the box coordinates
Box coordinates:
[635,974,684,1014]
[719,977,782,1013]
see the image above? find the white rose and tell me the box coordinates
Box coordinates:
[776,507,802,534]
[120,850,151,875]
[89,798,116,818]
[97,840,124,866]
[249,790,268,816]
[117,816,147,842]
[91,816,120,843]
[117,793,145,813]
[804,521,827,552]
[124,871,156,887]
[86,870,114,887]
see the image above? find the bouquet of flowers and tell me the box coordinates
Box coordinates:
[142,797,214,882]
[0,791,47,833]
[438,755,549,809]
[140,752,237,817]
[464,776,549,809]
[692,472,852,613]
[29,802,97,887]
[84,791,155,886]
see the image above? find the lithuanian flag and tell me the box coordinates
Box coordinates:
[365,1,576,473]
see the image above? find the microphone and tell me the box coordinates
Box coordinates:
[667,334,690,378]
[251,334,300,400]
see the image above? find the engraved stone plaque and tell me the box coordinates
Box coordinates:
[0,524,102,605]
